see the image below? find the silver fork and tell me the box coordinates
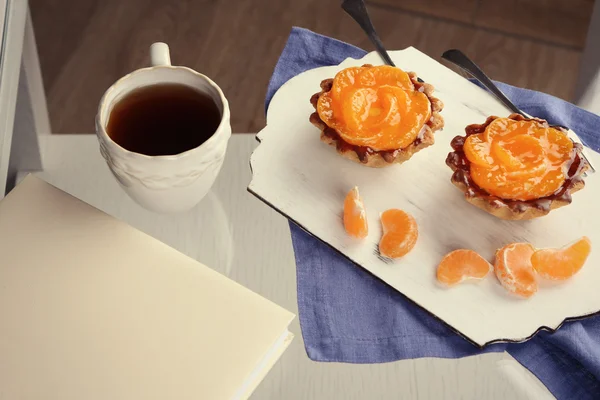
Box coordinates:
[442,49,595,174]
[340,0,425,83]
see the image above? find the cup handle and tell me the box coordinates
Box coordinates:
[150,42,171,66]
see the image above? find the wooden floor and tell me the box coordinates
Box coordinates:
[30,0,594,134]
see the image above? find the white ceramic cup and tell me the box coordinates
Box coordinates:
[96,42,231,213]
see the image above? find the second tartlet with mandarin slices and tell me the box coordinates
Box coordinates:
[446,113,589,220]
[309,65,444,167]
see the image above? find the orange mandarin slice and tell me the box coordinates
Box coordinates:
[483,117,520,142]
[470,165,530,201]
[343,187,368,239]
[494,243,537,298]
[537,127,574,163]
[378,209,418,258]
[528,168,566,197]
[341,87,381,135]
[331,66,363,102]
[492,135,544,171]
[493,135,547,181]
[503,162,547,181]
[531,237,591,280]
[463,134,493,167]
[357,65,414,90]
[436,249,492,286]
[470,163,564,201]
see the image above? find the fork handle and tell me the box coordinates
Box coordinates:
[442,49,524,116]
[341,0,395,67]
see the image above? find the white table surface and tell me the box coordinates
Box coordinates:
[17,134,555,400]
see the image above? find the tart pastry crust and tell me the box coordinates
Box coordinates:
[446,113,588,220]
[309,65,444,168]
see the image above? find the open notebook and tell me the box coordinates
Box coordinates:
[0,175,295,399]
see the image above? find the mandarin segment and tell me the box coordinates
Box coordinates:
[531,237,591,280]
[483,117,520,142]
[436,249,492,286]
[316,93,333,121]
[492,135,544,171]
[541,128,574,163]
[378,209,418,259]
[342,87,380,134]
[331,67,363,102]
[463,134,493,167]
[343,187,368,239]
[527,168,566,198]
[494,243,537,298]
[358,65,413,90]
[470,165,532,201]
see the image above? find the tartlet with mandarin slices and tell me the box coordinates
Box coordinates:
[446,113,589,220]
[310,64,444,167]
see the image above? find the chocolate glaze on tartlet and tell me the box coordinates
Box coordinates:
[446,113,589,220]
[309,65,444,168]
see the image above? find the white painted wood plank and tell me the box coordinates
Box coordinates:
[16,134,553,399]
[250,48,600,346]
[0,0,27,196]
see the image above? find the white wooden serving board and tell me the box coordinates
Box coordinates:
[249,48,600,347]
